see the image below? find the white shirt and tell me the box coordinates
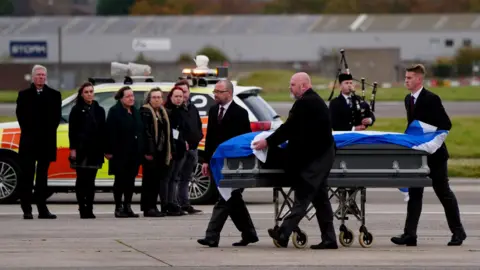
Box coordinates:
[218,100,232,116]
[342,93,352,106]
[411,86,423,104]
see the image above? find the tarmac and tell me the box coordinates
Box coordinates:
[1,182,479,270]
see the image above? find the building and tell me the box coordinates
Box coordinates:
[0,14,479,88]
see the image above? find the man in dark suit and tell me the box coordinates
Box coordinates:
[197,79,259,247]
[391,64,466,246]
[15,65,62,220]
[329,72,376,213]
[329,73,375,132]
[253,72,338,249]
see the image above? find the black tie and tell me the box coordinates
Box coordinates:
[410,96,415,115]
[218,106,225,123]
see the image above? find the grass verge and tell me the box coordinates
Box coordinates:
[0,90,77,103]
[237,70,480,102]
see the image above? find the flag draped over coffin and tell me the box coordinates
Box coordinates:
[210,120,448,201]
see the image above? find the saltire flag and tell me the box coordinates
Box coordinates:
[210,120,448,201]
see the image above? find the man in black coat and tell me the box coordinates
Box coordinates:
[197,79,258,247]
[253,72,338,249]
[329,73,375,132]
[391,64,466,247]
[15,65,62,219]
[328,72,376,213]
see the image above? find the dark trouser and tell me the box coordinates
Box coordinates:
[177,149,198,207]
[141,159,168,211]
[75,168,97,210]
[279,145,336,243]
[205,189,257,241]
[404,158,464,237]
[19,155,51,214]
[162,156,185,206]
[113,163,139,208]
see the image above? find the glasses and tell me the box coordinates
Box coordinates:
[212,89,228,94]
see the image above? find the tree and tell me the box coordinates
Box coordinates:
[97,0,135,15]
[0,0,14,15]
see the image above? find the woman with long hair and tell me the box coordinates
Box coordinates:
[162,86,190,216]
[104,86,144,218]
[68,82,106,219]
[139,87,173,217]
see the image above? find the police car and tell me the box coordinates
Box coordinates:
[0,56,283,205]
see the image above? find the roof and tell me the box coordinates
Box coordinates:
[1,14,480,35]
[88,82,260,95]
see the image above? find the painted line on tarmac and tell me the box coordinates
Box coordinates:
[1,211,480,215]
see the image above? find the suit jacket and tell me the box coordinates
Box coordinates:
[405,87,451,161]
[16,83,62,161]
[204,101,251,163]
[329,94,375,131]
[266,89,335,174]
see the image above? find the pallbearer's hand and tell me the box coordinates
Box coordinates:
[202,163,209,176]
[252,139,268,150]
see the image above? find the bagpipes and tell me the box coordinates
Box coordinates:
[327,49,378,114]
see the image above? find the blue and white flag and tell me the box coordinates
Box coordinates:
[210,120,448,201]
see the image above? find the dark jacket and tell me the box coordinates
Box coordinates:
[204,101,251,163]
[266,89,334,174]
[183,101,204,150]
[105,101,144,175]
[139,105,174,166]
[165,103,189,160]
[16,83,62,161]
[68,100,106,167]
[405,88,451,161]
[329,93,375,131]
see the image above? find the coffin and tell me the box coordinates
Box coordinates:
[218,144,432,189]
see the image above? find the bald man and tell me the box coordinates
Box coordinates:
[253,72,338,249]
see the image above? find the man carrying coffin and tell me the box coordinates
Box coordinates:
[253,72,338,249]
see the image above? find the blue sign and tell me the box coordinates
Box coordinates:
[9,41,48,58]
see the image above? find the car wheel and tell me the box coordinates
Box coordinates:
[0,156,20,204]
[189,161,218,205]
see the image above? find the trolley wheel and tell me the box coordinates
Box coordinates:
[359,231,374,248]
[339,228,354,247]
[291,230,308,249]
[273,239,282,248]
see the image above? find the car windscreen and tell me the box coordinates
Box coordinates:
[237,89,280,122]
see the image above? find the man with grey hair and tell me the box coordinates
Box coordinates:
[16,64,62,219]
[197,79,258,247]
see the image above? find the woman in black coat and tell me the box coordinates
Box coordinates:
[139,87,174,217]
[68,82,106,219]
[104,86,144,218]
[163,86,190,216]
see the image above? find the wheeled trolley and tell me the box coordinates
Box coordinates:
[218,144,432,249]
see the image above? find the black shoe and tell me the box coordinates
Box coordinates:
[38,211,57,219]
[391,234,417,246]
[115,207,129,218]
[124,204,139,218]
[83,206,96,219]
[448,231,467,246]
[182,205,203,214]
[232,236,259,246]
[144,209,166,217]
[23,213,33,220]
[310,240,338,249]
[197,238,219,247]
[166,204,184,216]
[268,228,288,248]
